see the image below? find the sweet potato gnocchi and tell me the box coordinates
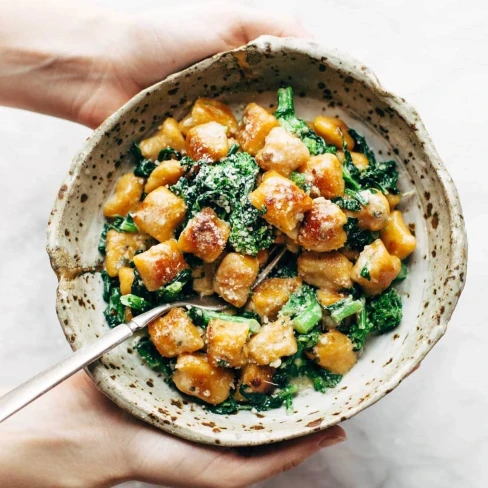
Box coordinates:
[100,87,415,414]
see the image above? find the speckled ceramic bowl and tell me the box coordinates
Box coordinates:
[46,36,467,446]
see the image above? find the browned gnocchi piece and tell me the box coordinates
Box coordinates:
[144,160,185,194]
[177,207,230,263]
[236,103,280,155]
[299,153,345,199]
[235,363,276,401]
[105,230,148,278]
[298,251,353,290]
[213,253,259,308]
[139,117,185,160]
[133,239,189,291]
[207,318,249,368]
[306,331,358,374]
[192,98,238,135]
[255,127,310,176]
[313,116,355,150]
[173,353,234,405]
[298,198,347,252]
[246,277,303,321]
[148,308,204,357]
[103,173,144,218]
[247,317,297,366]
[239,363,275,394]
[336,150,369,171]
[351,239,401,295]
[118,266,135,295]
[379,210,416,260]
[186,121,228,161]
[345,190,390,231]
[248,170,313,234]
[133,186,186,242]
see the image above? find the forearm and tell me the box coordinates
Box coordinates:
[0,0,131,126]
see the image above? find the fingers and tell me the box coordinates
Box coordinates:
[217,425,347,487]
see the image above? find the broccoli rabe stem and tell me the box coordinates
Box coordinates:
[120,294,151,311]
[190,309,261,333]
[326,296,364,325]
[292,301,323,334]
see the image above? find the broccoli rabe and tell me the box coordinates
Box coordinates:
[341,288,403,349]
[274,334,342,394]
[120,294,151,311]
[187,308,261,334]
[171,152,274,255]
[289,171,311,193]
[367,288,403,334]
[280,285,322,334]
[324,296,363,325]
[98,214,138,255]
[154,269,192,302]
[274,87,336,156]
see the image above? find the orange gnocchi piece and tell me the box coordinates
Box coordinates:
[249,170,313,235]
[186,121,228,161]
[133,239,189,291]
[299,153,345,199]
[148,308,204,357]
[379,210,416,260]
[298,198,347,252]
[103,173,144,218]
[236,103,280,155]
[177,208,230,263]
[133,186,186,242]
[313,116,355,150]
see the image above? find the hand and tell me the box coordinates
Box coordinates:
[0,0,310,129]
[0,372,345,487]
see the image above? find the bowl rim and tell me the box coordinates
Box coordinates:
[46,35,468,446]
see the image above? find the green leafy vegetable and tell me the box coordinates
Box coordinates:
[136,337,174,377]
[171,151,274,255]
[270,252,298,278]
[280,285,322,334]
[187,308,261,333]
[227,143,239,156]
[349,129,399,194]
[131,143,157,177]
[341,288,403,349]
[120,294,151,311]
[98,215,138,255]
[344,218,378,250]
[394,262,408,282]
[102,276,125,328]
[154,269,192,302]
[332,196,361,212]
[289,171,311,193]
[360,264,371,281]
[157,147,181,161]
[274,87,336,156]
[367,288,403,334]
[324,296,363,325]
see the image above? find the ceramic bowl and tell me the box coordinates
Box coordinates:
[46,36,467,446]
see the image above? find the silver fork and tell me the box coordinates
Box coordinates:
[0,246,286,423]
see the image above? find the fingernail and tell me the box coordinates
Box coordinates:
[318,433,347,448]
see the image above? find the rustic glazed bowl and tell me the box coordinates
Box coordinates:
[46,36,467,446]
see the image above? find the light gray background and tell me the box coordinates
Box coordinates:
[0,0,486,487]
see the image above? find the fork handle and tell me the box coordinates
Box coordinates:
[0,323,133,423]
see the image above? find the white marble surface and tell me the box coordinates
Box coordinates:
[0,0,486,487]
